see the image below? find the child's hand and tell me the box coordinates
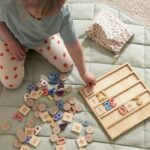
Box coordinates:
[81,71,96,87]
[7,39,26,61]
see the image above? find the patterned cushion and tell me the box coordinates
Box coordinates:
[86,10,134,57]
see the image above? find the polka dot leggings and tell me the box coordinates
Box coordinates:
[0,33,74,89]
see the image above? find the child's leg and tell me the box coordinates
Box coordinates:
[35,33,74,73]
[0,42,25,89]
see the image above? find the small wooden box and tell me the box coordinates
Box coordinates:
[79,63,150,139]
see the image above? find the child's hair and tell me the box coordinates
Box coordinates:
[22,0,67,17]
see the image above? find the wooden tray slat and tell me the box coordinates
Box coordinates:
[79,63,150,139]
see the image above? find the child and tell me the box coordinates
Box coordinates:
[0,0,96,89]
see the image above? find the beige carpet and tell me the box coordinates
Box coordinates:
[95,0,150,30]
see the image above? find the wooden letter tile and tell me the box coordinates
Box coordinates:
[18,104,31,116]
[29,90,43,100]
[79,63,150,139]
[29,135,41,147]
[62,112,73,123]
[40,111,52,123]
[71,122,82,133]
[76,136,87,148]
[20,145,30,150]
[96,91,108,102]
[25,128,34,136]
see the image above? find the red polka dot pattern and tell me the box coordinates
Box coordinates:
[63,53,66,57]
[0,36,74,89]
[13,66,17,71]
[64,63,67,68]
[6,49,10,52]
[5,76,8,80]
[14,74,18,79]
[9,84,13,88]
[4,43,8,46]
[51,36,55,40]
[0,65,3,69]
[47,46,50,50]
[11,57,16,60]
[0,53,4,56]
[53,56,57,60]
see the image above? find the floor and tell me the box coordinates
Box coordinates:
[96,0,150,30]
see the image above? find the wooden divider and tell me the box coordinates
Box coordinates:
[79,63,150,139]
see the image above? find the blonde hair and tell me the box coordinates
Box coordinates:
[22,0,67,17]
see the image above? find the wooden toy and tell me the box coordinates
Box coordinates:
[76,136,87,148]
[103,100,112,111]
[18,104,31,116]
[71,122,82,134]
[56,137,66,145]
[49,134,58,143]
[133,96,143,105]
[20,145,30,150]
[29,90,43,100]
[40,111,52,123]
[62,112,73,123]
[29,135,41,147]
[85,125,94,134]
[52,125,61,134]
[85,134,94,143]
[124,101,136,112]
[94,105,106,116]
[50,121,57,128]
[25,128,34,136]
[79,63,150,139]
[56,144,66,150]
[34,126,42,135]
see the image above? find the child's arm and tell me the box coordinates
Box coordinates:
[0,22,26,61]
[0,22,15,42]
[65,40,96,86]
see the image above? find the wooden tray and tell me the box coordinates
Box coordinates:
[79,63,150,139]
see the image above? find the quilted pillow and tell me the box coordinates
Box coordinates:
[85,10,134,58]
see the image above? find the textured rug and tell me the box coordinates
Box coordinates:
[95,0,150,30]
